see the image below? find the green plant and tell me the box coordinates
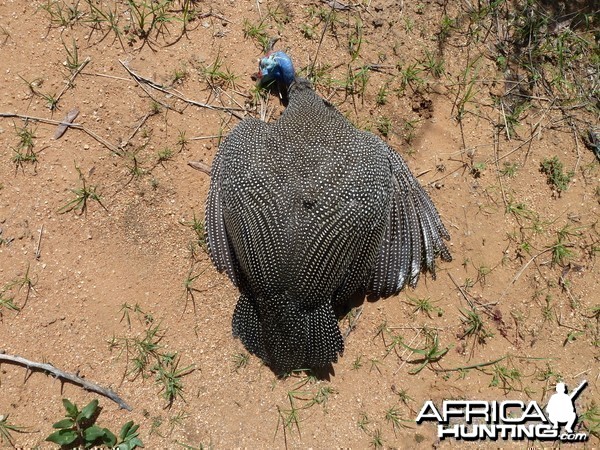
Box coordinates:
[500,162,518,177]
[344,65,370,98]
[0,414,26,447]
[157,147,174,162]
[357,412,370,433]
[300,23,316,39]
[242,18,269,51]
[119,302,150,328]
[232,352,250,371]
[398,63,423,91]
[182,214,207,251]
[124,151,147,178]
[201,53,238,89]
[384,406,411,433]
[275,373,337,438]
[393,387,413,406]
[46,399,143,449]
[579,401,600,438]
[38,0,84,28]
[540,156,573,193]
[488,363,522,393]
[548,225,581,267]
[153,353,195,408]
[0,291,20,318]
[421,50,444,78]
[176,130,189,150]
[459,306,494,356]
[172,67,187,84]
[11,124,38,169]
[110,321,194,407]
[62,37,82,71]
[406,295,442,318]
[399,330,450,374]
[39,90,60,111]
[59,165,106,215]
[376,83,389,106]
[376,116,392,138]
[348,19,364,61]
[8,263,37,305]
[438,14,455,44]
[126,0,172,41]
[109,322,164,380]
[370,427,384,449]
[182,267,203,308]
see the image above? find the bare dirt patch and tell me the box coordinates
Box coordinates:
[0,0,598,448]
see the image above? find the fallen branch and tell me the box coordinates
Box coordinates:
[0,350,131,411]
[188,160,211,175]
[118,60,245,119]
[0,112,121,154]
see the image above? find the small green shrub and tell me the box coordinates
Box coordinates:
[45,399,143,449]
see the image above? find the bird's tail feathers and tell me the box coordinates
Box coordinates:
[233,293,344,373]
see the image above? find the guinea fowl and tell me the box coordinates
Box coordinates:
[205,51,451,374]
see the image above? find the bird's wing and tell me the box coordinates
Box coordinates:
[369,141,451,298]
[206,145,240,286]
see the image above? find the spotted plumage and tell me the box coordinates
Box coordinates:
[205,52,451,374]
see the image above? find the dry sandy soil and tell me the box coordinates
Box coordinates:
[0,0,598,448]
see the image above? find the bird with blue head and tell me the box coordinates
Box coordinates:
[205,50,451,374]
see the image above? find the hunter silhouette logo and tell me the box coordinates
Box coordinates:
[546,380,587,434]
[416,380,589,442]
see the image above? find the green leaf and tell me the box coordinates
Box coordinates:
[46,428,78,446]
[79,399,99,421]
[83,424,106,442]
[52,418,75,429]
[101,427,117,447]
[116,436,144,450]
[129,437,145,448]
[119,420,134,440]
[62,398,78,418]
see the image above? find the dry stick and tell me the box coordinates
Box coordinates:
[81,72,134,82]
[217,86,246,111]
[189,134,227,141]
[122,64,179,113]
[0,351,131,411]
[500,100,511,141]
[118,60,245,119]
[121,111,155,149]
[493,127,508,209]
[35,224,43,260]
[394,328,422,375]
[255,0,262,18]
[310,5,333,77]
[55,57,91,106]
[188,160,211,175]
[499,248,553,301]
[568,117,582,174]
[0,113,121,154]
[447,272,473,307]
[198,11,232,24]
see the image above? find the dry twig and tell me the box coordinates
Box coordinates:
[0,112,121,154]
[0,350,131,411]
[118,60,245,119]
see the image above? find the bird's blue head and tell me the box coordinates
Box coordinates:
[258,51,296,87]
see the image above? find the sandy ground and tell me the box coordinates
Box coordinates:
[0,0,598,448]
